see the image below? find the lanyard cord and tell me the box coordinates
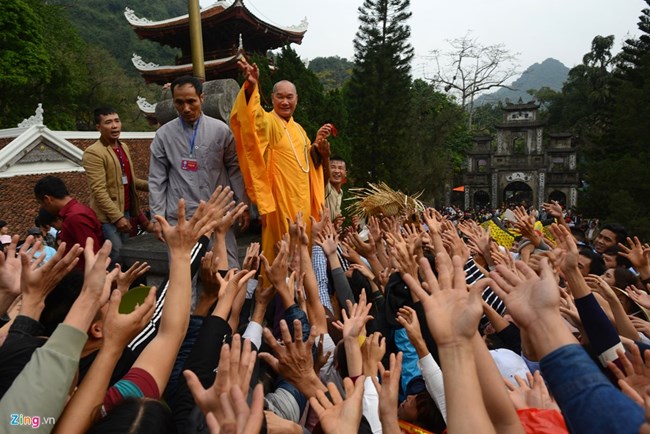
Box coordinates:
[181,116,201,157]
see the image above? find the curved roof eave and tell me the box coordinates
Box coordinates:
[124,1,307,36]
[131,52,242,72]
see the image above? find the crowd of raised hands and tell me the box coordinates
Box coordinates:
[2,197,650,434]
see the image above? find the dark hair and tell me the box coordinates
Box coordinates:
[94,107,117,125]
[335,340,349,379]
[87,398,176,434]
[34,176,69,200]
[0,220,6,228]
[40,272,85,336]
[414,390,446,433]
[330,156,346,165]
[579,248,606,276]
[171,76,202,96]
[612,267,641,291]
[37,207,58,226]
[603,246,633,269]
[601,224,628,244]
[570,227,586,243]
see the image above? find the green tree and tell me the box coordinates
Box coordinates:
[346,0,415,190]
[51,0,182,75]
[308,56,354,90]
[0,0,51,126]
[406,79,471,202]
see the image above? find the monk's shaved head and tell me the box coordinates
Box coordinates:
[271,80,299,120]
[272,80,297,95]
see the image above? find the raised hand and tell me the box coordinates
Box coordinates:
[242,242,260,272]
[258,319,326,398]
[212,268,257,320]
[237,57,260,88]
[381,215,401,238]
[542,200,563,220]
[0,235,29,298]
[367,215,383,245]
[608,344,650,405]
[630,316,650,339]
[396,306,426,353]
[333,289,374,339]
[310,206,330,239]
[548,223,579,273]
[157,199,218,256]
[184,335,257,421]
[216,202,247,236]
[627,285,650,310]
[82,238,118,306]
[505,371,559,411]
[489,259,562,332]
[441,229,470,263]
[585,274,618,304]
[103,287,156,351]
[310,377,366,434]
[20,240,82,306]
[361,332,386,377]
[204,384,265,434]
[346,232,377,258]
[200,251,221,299]
[371,352,403,434]
[314,333,333,374]
[386,231,418,278]
[314,222,339,256]
[619,236,650,273]
[260,239,293,308]
[402,255,485,346]
[115,261,150,294]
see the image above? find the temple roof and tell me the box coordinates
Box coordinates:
[131,52,243,85]
[124,0,307,55]
[502,100,540,111]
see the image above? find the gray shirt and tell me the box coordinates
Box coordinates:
[149,113,247,266]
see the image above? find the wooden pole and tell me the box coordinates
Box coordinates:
[188,0,205,81]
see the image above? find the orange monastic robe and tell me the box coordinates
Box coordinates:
[230,82,324,263]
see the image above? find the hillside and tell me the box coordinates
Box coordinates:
[52,0,185,76]
[476,58,569,105]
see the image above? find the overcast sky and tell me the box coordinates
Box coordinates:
[198,0,644,76]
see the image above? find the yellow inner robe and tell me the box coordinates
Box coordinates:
[230,83,324,264]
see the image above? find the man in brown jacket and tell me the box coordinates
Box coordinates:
[83,107,148,263]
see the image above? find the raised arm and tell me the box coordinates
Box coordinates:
[131,197,219,393]
[54,288,156,434]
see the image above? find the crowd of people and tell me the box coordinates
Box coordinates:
[1,58,650,434]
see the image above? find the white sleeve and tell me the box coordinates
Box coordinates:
[242,321,263,350]
[417,353,447,422]
[362,376,382,434]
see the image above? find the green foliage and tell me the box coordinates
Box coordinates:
[470,103,502,136]
[273,47,326,137]
[308,56,354,90]
[51,0,183,75]
[0,0,51,125]
[346,0,415,190]
[546,6,650,237]
[406,79,471,202]
[0,0,160,130]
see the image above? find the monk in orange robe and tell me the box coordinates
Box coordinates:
[230,57,333,264]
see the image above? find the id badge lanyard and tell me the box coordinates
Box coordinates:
[114,145,128,185]
[186,117,201,158]
[181,117,201,172]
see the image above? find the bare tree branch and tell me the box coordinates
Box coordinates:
[429,32,520,128]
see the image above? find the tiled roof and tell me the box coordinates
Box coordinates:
[0,137,153,237]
